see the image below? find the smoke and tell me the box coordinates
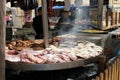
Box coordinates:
[57,0,102,48]
[71,0,94,33]
[57,0,93,36]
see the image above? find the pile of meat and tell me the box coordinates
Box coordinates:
[5,46,78,64]
[5,41,103,64]
[6,37,60,51]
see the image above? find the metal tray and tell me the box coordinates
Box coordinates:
[6,56,99,71]
[77,30,108,34]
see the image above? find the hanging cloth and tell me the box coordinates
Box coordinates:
[48,0,54,17]
[19,0,38,11]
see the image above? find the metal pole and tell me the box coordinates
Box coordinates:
[0,0,6,80]
[42,0,49,48]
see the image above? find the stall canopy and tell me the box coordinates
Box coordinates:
[52,6,64,9]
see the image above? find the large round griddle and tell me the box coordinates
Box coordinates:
[6,56,99,71]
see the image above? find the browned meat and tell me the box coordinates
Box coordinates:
[7,50,19,55]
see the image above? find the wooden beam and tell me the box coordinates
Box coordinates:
[0,0,6,80]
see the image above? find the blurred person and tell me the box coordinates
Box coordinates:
[5,14,10,25]
[5,12,13,41]
[56,10,74,35]
[32,7,43,39]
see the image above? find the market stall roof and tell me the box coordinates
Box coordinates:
[37,6,64,10]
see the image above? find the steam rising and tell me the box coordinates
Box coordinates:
[58,0,92,35]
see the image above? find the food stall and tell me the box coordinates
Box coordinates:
[5,0,103,67]
[4,0,120,80]
[4,1,105,80]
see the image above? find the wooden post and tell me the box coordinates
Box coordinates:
[111,63,114,80]
[118,57,120,80]
[0,0,6,80]
[116,60,118,80]
[119,13,120,23]
[98,55,106,74]
[112,12,116,25]
[98,0,104,29]
[100,73,104,80]
[111,12,113,25]
[42,0,49,48]
[117,12,119,24]
[115,12,117,24]
[114,61,116,80]
[106,10,109,27]
[96,76,100,80]
[108,66,112,80]
[104,69,108,80]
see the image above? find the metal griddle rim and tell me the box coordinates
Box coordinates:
[6,56,99,71]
